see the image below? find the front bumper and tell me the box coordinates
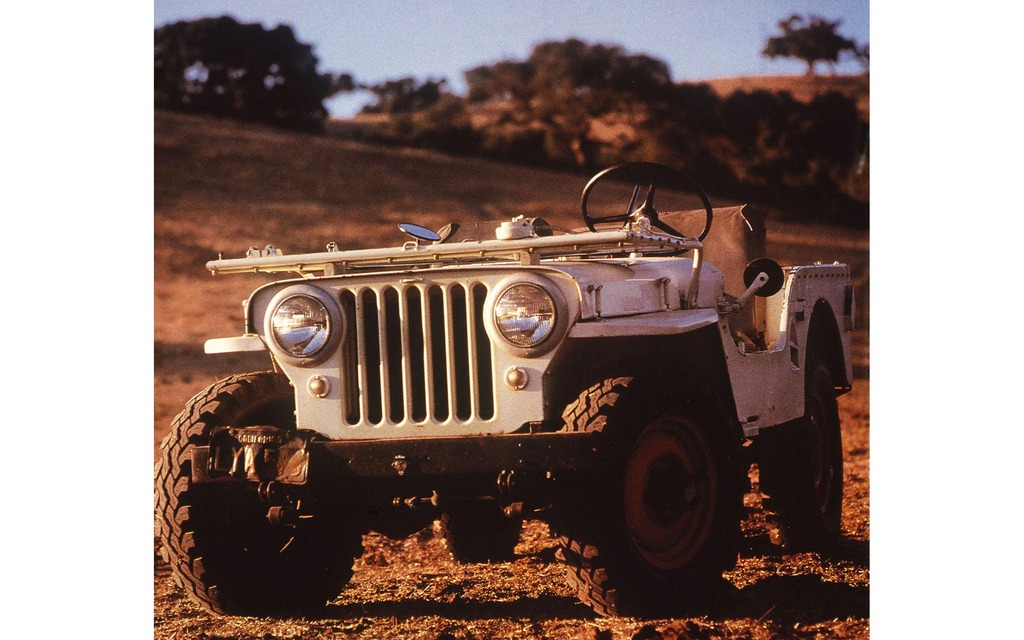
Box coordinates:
[191,428,601,487]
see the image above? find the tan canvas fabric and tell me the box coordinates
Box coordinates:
[659,205,765,298]
[660,205,766,343]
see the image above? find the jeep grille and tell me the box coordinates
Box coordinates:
[338,282,494,426]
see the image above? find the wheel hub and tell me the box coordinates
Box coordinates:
[623,417,717,569]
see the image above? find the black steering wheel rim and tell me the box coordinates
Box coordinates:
[580,162,714,242]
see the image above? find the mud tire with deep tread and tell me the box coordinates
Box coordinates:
[439,499,523,563]
[154,371,363,616]
[551,375,744,617]
[759,360,844,551]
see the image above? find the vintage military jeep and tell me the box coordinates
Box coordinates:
[155,162,853,617]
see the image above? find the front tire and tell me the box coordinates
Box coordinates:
[552,376,743,616]
[154,372,363,615]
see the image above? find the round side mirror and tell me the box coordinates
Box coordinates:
[398,223,441,243]
[743,258,785,297]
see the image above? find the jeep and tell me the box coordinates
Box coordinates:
[154,162,854,617]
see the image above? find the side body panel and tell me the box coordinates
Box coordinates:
[720,263,853,436]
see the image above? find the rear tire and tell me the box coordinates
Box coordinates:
[759,361,844,550]
[552,376,743,616]
[154,372,363,615]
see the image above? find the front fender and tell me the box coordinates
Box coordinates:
[567,308,719,338]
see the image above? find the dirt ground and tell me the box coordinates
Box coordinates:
[153,111,869,639]
[154,380,868,640]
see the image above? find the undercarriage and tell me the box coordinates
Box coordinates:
[191,424,604,527]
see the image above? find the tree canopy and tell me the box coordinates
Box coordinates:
[462,39,677,168]
[410,37,866,224]
[151,25,868,226]
[362,77,448,114]
[465,39,672,110]
[761,15,864,75]
[154,16,352,131]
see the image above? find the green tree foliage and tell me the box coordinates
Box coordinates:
[718,89,866,208]
[464,61,532,104]
[154,16,352,132]
[525,39,672,111]
[358,77,478,154]
[464,39,674,169]
[362,77,448,114]
[761,15,863,75]
[462,38,869,224]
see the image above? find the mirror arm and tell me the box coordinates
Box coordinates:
[718,272,769,314]
[686,247,703,308]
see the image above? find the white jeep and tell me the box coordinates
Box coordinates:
[155,162,854,617]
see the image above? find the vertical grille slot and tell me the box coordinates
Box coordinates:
[450,285,471,421]
[339,290,360,425]
[383,287,404,423]
[473,283,495,420]
[358,289,383,424]
[427,286,449,421]
[405,287,427,422]
[341,280,492,426]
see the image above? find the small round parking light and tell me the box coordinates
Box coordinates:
[307,375,330,398]
[505,367,529,390]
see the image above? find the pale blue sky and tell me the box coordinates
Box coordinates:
[154,1,870,116]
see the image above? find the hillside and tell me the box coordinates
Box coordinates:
[337,74,870,127]
[326,72,869,226]
[699,74,869,120]
[155,108,868,453]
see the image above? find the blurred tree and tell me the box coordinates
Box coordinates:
[856,43,870,72]
[154,16,352,131]
[464,61,532,105]
[355,35,868,225]
[761,15,864,75]
[362,77,448,114]
[464,39,674,169]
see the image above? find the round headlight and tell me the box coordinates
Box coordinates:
[270,295,331,357]
[493,283,557,347]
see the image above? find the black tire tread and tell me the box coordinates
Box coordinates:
[552,375,742,617]
[154,371,363,615]
[759,361,844,551]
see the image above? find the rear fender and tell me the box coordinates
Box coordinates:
[807,299,853,392]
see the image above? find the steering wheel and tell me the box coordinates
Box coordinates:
[580,162,713,241]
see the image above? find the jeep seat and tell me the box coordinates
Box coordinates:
[660,205,766,347]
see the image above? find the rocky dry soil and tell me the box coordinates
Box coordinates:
[154,379,868,640]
